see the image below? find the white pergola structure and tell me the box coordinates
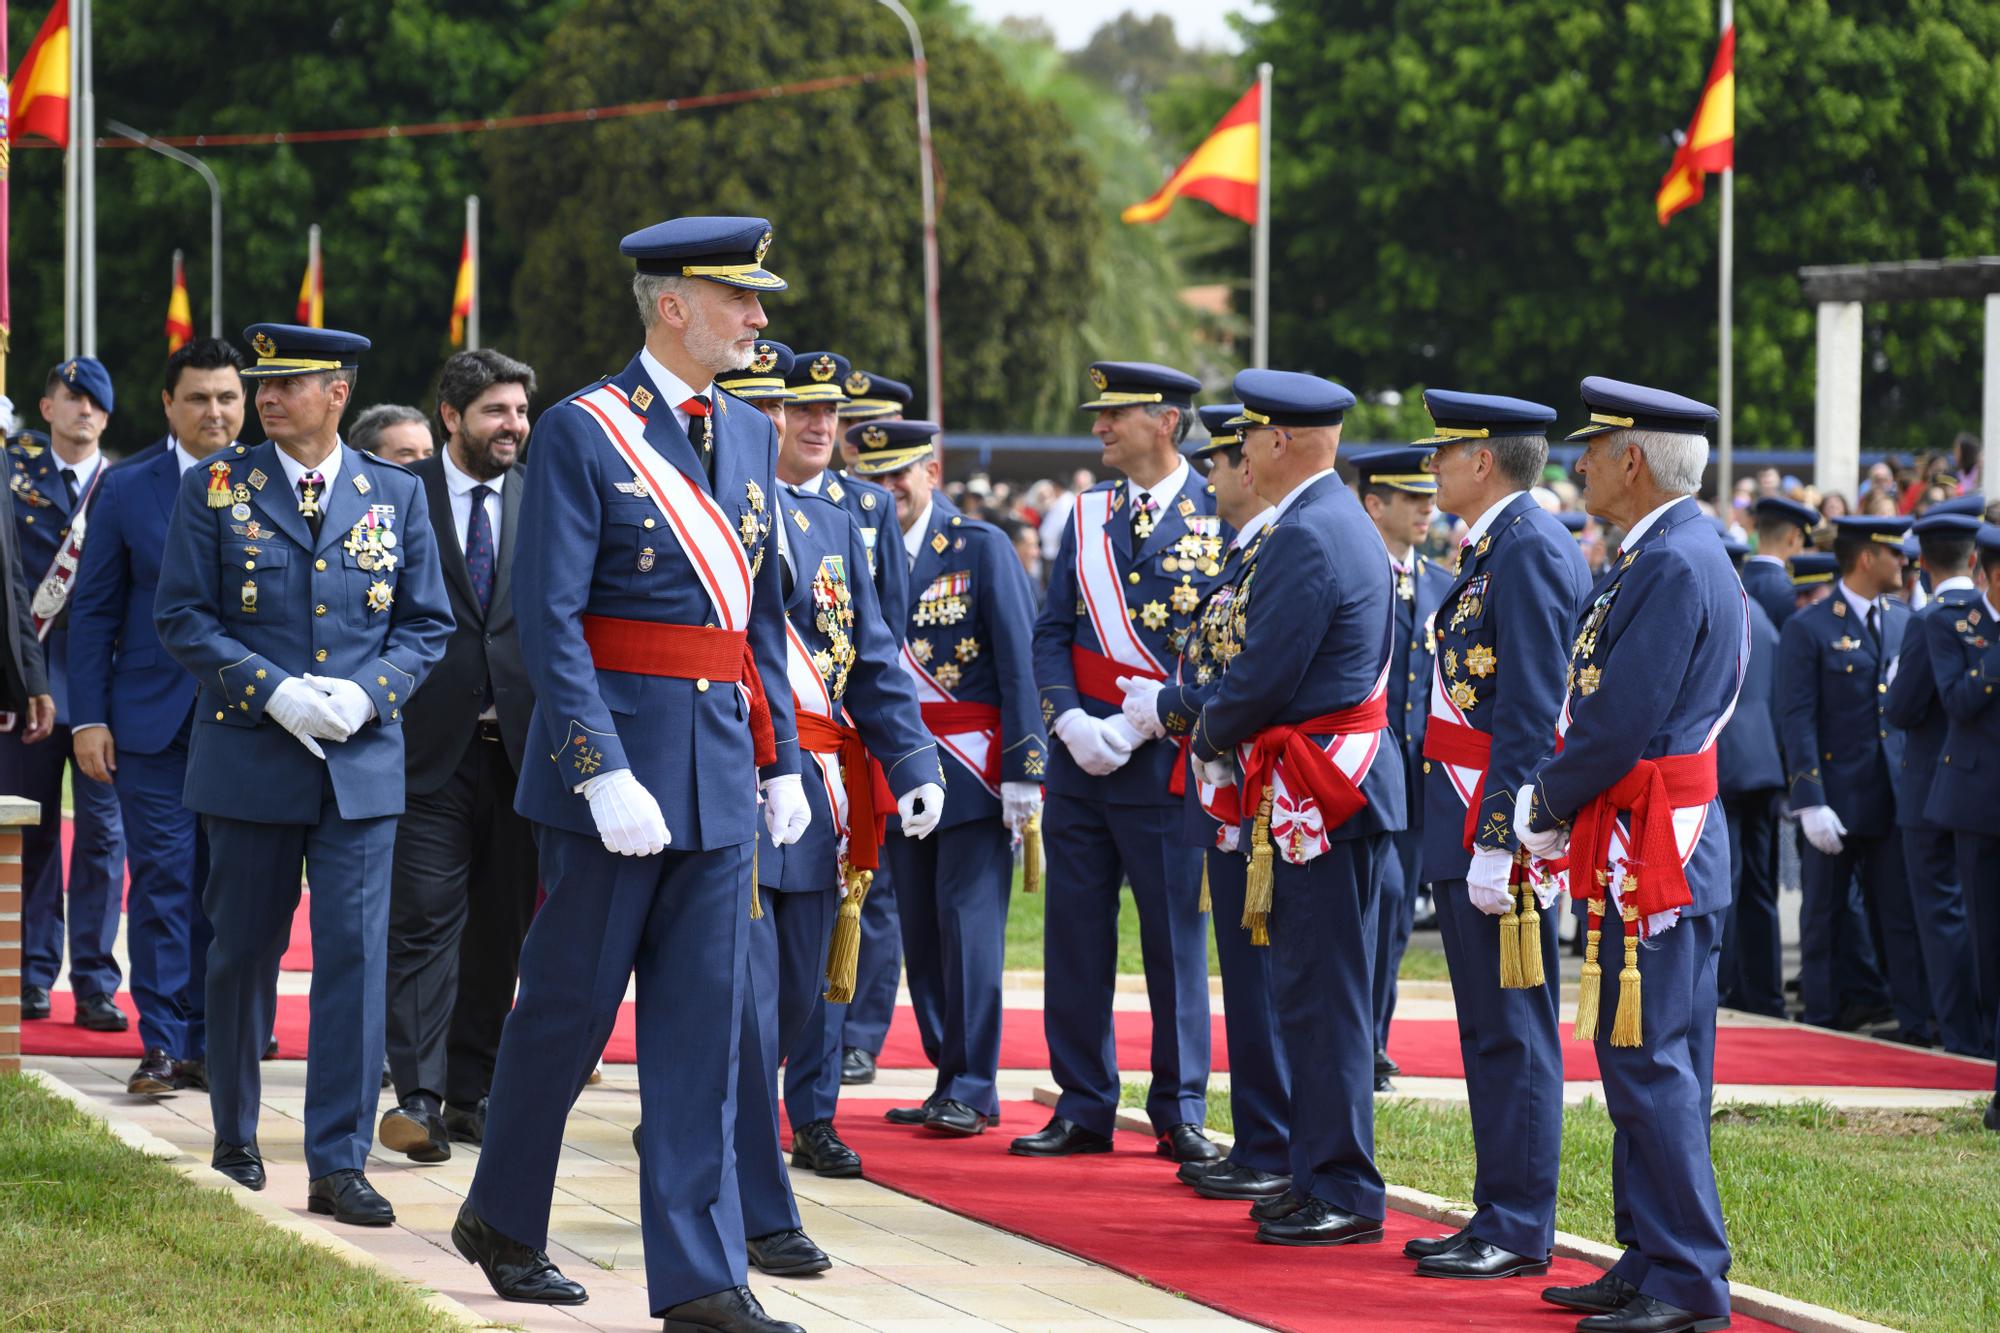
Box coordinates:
[1800,257,2000,499]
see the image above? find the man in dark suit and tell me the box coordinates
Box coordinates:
[377,349,539,1161]
[1743,496,1817,628]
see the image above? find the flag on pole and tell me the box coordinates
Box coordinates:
[1122,82,1261,225]
[8,1,71,148]
[166,251,193,353]
[296,242,323,327]
[1656,26,1735,226]
[449,231,474,346]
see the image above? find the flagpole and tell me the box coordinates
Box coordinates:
[1716,0,1734,501]
[77,0,94,355]
[62,0,77,357]
[465,194,480,350]
[307,222,320,326]
[106,122,223,337]
[1252,61,1272,369]
[1,0,12,398]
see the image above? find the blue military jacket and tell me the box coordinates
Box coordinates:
[7,429,108,719]
[1422,494,1587,880]
[154,438,453,823]
[758,486,939,891]
[1717,596,1784,797]
[1777,583,1912,837]
[1920,590,2000,832]
[1529,499,1745,918]
[510,353,800,849]
[1389,551,1453,820]
[68,439,203,755]
[824,470,907,645]
[898,495,1047,829]
[1191,471,1406,843]
[1035,471,1227,805]
[1883,584,1980,830]
[1740,555,1796,629]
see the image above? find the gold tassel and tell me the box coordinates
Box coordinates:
[1021,810,1043,895]
[749,844,763,919]
[1517,874,1545,988]
[1610,899,1644,1048]
[1243,784,1275,947]
[1497,878,1524,989]
[1198,855,1212,916]
[823,863,873,1003]
[1573,921,1602,1041]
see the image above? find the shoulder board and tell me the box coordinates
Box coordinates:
[356,451,417,478]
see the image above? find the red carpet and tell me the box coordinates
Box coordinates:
[280,894,314,971]
[838,1098,1787,1333]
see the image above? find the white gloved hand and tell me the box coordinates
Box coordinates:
[1514,783,1568,860]
[583,768,670,857]
[761,773,812,846]
[1053,708,1129,777]
[264,677,338,759]
[1798,805,1847,856]
[1000,780,1042,834]
[1116,674,1168,740]
[1101,714,1147,756]
[1466,847,1516,916]
[1193,754,1235,788]
[899,781,947,840]
[301,674,374,740]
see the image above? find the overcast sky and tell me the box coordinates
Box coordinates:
[962,1,1269,52]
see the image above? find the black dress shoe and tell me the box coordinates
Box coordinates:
[790,1120,862,1177]
[1375,1073,1396,1093]
[1415,1236,1551,1279]
[174,1058,208,1091]
[1576,1293,1731,1332]
[922,1099,987,1136]
[661,1285,803,1333]
[1256,1197,1384,1247]
[21,984,50,1021]
[444,1097,487,1144]
[746,1227,832,1276]
[73,991,129,1032]
[1832,1000,1894,1031]
[1009,1115,1112,1157]
[212,1139,265,1190]
[1402,1226,1468,1260]
[1175,1157,1230,1185]
[379,1096,451,1163]
[885,1102,933,1125]
[451,1203,589,1305]
[1542,1272,1641,1314]
[128,1049,180,1095]
[840,1047,877,1085]
[1192,1164,1292,1201]
[1375,1049,1401,1079]
[263,1036,280,1060]
[1156,1122,1222,1163]
[1985,1095,1999,1134]
[1249,1191,1305,1223]
[307,1169,395,1226]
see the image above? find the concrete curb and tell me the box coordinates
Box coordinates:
[23,1069,497,1331]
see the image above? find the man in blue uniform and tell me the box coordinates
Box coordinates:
[452,217,809,1333]
[1881,510,1988,1054]
[1189,368,1405,1246]
[1744,496,1817,627]
[1124,403,1291,1201]
[70,337,246,1093]
[154,323,452,1221]
[1349,444,1452,1092]
[1404,390,1586,1279]
[1715,536,1787,1021]
[1019,360,1225,1164]
[1521,378,1743,1333]
[4,356,127,1034]
[1778,516,1933,1042]
[860,420,1048,1138]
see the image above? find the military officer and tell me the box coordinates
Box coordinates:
[1020,360,1225,1164]
[1123,403,1292,1201]
[1715,535,1788,1021]
[153,323,452,1220]
[1744,496,1818,627]
[1348,445,1453,1091]
[1789,551,1837,610]
[1519,378,1742,1333]
[453,217,810,1333]
[1778,515,1933,1042]
[858,420,1048,1136]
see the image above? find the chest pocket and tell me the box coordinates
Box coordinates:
[222,541,287,619]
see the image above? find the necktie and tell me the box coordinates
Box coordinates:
[299,472,324,541]
[682,395,714,485]
[1132,492,1157,541]
[1866,602,1881,650]
[60,467,79,507]
[465,485,495,615]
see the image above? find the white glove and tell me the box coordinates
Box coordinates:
[761,773,812,847]
[1001,780,1042,834]
[584,768,670,857]
[899,781,947,840]
[1466,847,1516,916]
[1514,783,1568,860]
[1116,674,1168,740]
[1193,754,1235,788]
[1053,708,1129,777]
[264,677,338,759]
[1798,805,1847,856]
[301,674,374,740]
[1101,714,1147,756]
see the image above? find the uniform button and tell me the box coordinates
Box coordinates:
[696,678,710,692]
[244,685,255,696]
[215,710,225,721]
[255,669,267,679]
[643,518,656,529]
[239,702,250,711]
[244,560,254,570]
[315,649,328,662]
[1127,572,1140,585]
[377,676,388,686]
[315,604,327,616]
[1824,751,1833,760]
[316,558,327,571]
[387,692,396,703]
[1405,702,1414,711]
[1877,683,1887,693]
[1879,730,1887,739]
[391,709,399,720]
[1423,761,1433,774]
[1407,671,1416,682]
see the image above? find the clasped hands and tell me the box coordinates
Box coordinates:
[266,674,377,759]
[1054,706,1147,777]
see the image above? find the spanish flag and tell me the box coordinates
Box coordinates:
[449,232,474,346]
[296,242,323,327]
[8,2,72,149]
[166,252,194,353]
[1655,26,1735,226]
[1123,82,1261,225]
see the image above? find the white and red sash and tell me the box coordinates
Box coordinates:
[784,621,849,850]
[1427,638,1482,810]
[1240,659,1392,865]
[29,463,107,641]
[898,642,1001,799]
[1073,489,1165,676]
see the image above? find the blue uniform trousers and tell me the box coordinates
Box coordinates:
[1801,836,1930,1036]
[1270,835,1385,1221]
[114,727,211,1060]
[1432,878,1561,1258]
[1044,796,1208,1136]
[779,892,842,1130]
[203,793,395,1176]
[1206,847,1290,1175]
[887,819,1012,1115]
[1900,827,1986,1055]
[1719,791,1784,1018]
[840,859,901,1057]
[738,886,836,1239]
[1372,824,1423,1053]
[2,723,125,995]
[1956,832,2000,1040]
[1599,909,1731,1318]
[470,830,752,1315]
[1796,842,1890,1027]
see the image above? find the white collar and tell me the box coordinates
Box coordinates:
[1273,467,1341,522]
[1461,490,1525,550]
[274,440,344,495]
[638,346,709,408]
[1125,458,1190,511]
[903,498,935,563]
[793,470,824,495]
[1229,506,1274,551]
[167,437,206,475]
[1837,579,1883,623]
[1934,574,1975,594]
[440,443,505,496]
[55,449,102,489]
[1618,495,1691,556]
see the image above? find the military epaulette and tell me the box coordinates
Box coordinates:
[355,450,417,478]
[7,431,47,459]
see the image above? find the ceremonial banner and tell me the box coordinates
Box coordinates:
[1656,26,1735,225]
[165,250,193,352]
[1122,81,1260,226]
[449,231,473,346]
[7,1,68,149]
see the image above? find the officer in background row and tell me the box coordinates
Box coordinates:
[1744,495,1818,627]
[1715,525,1787,1020]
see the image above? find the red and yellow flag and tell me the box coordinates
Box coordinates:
[1123,82,1261,225]
[1656,26,1735,226]
[8,2,72,149]
[449,232,474,346]
[166,253,194,353]
[296,243,323,327]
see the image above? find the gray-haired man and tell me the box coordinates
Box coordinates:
[352,403,435,466]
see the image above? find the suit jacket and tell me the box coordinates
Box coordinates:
[1883,584,1979,830]
[1777,584,1912,837]
[0,441,47,711]
[1717,596,1785,797]
[402,453,533,793]
[1921,591,2000,832]
[7,429,109,720]
[68,439,203,754]
[1740,555,1796,629]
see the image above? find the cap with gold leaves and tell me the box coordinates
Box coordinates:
[620,215,784,291]
[1079,360,1200,412]
[786,350,850,404]
[239,323,370,380]
[846,419,938,477]
[839,369,913,420]
[717,339,798,403]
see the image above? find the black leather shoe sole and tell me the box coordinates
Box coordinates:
[1416,1253,1551,1280]
[213,1160,265,1190]
[450,1222,590,1305]
[747,1242,832,1277]
[308,1194,395,1227]
[789,1150,863,1179]
[1008,1134,1112,1157]
[127,1068,178,1096]
[380,1111,450,1163]
[1257,1223,1385,1247]
[1542,1280,1637,1314]
[1192,1172,1292,1201]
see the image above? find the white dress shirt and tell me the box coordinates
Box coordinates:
[1230,507,1274,551]
[57,449,104,499]
[439,444,505,556]
[1618,494,1692,556]
[1461,490,1526,551]
[903,498,934,570]
[275,438,344,500]
[1125,458,1191,518]
[168,438,208,475]
[639,346,712,435]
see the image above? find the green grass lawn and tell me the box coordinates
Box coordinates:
[0,1073,459,1332]
[1120,1082,2000,1333]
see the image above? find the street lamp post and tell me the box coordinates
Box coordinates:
[875,0,943,427]
[107,120,223,338]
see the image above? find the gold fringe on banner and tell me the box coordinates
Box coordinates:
[823,862,874,1003]
[1021,809,1043,895]
[1610,897,1644,1047]
[1517,865,1545,988]
[1243,785,1275,946]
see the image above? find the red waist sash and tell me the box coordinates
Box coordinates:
[797,713,893,870]
[1568,750,1718,919]
[1421,715,1493,851]
[581,614,775,767]
[1072,644,1192,794]
[920,701,1001,784]
[1241,697,1391,835]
